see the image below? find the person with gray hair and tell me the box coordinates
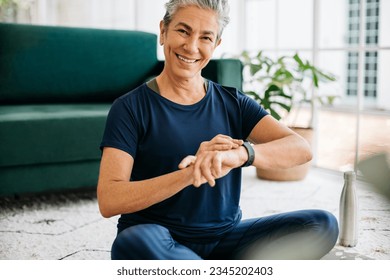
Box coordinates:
[162,0,230,40]
[98,0,339,260]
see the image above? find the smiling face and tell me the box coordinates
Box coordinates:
[159,5,221,81]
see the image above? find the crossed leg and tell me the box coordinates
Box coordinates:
[111,209,339,260]
[209,209,339,260]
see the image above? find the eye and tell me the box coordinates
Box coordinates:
[177,29,189,35]
[202,36,213,42]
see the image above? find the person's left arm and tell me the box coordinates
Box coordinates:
[182,115,312,186]
[247,115,312,170]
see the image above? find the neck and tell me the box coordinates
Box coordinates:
[156,70,206,105]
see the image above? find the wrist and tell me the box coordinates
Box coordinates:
[241,141,255,167]
[179,165,195,186]
[180,164,207,187]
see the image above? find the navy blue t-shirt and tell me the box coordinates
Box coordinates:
[100,80,268,242]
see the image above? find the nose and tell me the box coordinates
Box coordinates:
[183,36,199,54]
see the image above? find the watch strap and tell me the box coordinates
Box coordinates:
[242,141,255,167]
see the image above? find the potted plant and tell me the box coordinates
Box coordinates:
[239,50,337,181]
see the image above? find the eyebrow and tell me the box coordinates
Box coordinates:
[174,22,216,37]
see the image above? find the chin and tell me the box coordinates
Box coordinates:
[173,68,202,80]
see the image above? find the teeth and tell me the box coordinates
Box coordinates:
[177,55,197,63]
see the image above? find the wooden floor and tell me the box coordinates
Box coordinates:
[284,107,390,172]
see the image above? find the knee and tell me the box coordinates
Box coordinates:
[306,210,339,245]
[111,224,172,260]
[279,210,339,259]
[311,210,338,234]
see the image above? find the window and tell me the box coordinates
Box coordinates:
[244,0,390,172]
[347,0,379,99]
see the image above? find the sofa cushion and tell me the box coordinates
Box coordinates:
[0,23,159,104]
[0,104,110,167]
[0,161,101,196]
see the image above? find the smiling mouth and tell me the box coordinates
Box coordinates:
[176,54,200,63]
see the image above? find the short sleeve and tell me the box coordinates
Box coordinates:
[238,91,269,140]
[100,97,138,158]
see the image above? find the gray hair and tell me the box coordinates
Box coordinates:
[163,0,230,40]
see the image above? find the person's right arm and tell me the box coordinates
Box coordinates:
[97,135,242,218]
[97,147,196,218]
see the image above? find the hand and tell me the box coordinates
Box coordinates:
[195,134,243,155]
[178,135,245,187]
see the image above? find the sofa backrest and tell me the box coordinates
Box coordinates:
[0,23,159,104]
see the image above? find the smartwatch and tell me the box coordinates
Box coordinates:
[241,141,255,167]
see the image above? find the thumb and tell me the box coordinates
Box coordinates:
[178,155,197,169]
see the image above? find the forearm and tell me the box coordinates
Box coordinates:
[97,167,194,218]
[186,146,248,187]
[251,134,312,170]
[98,136,243,218]
[179,133,312,188]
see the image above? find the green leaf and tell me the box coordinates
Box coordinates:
[250,63,263,75]
[245,91,262,103]
[312,70,319,87]
[268,108,282,120]
[293,53,304,66]
[239,49,337,123]
[272,101,292,112]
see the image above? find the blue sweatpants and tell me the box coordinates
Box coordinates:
[111,209,339,260]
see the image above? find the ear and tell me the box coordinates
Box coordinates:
[159,20,165,46]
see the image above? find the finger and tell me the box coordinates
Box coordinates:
[198,135,242,153]
[211,136,243,148]
[178,155,197,169]
[206,139,241,151]
[192,155,203,187]
[233,139,244,147]
[193,152,217,187]
[210,135,233,145]
[200,156,216,187]
[210,143,238,151]
[211,154,223,179]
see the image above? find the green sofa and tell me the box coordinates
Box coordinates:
[0,23,243,196]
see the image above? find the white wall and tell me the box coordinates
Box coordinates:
[12,0,390,110]
[29,0,242,59]
[33,0,136,29]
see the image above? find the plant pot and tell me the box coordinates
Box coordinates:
[256,127,313,181]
